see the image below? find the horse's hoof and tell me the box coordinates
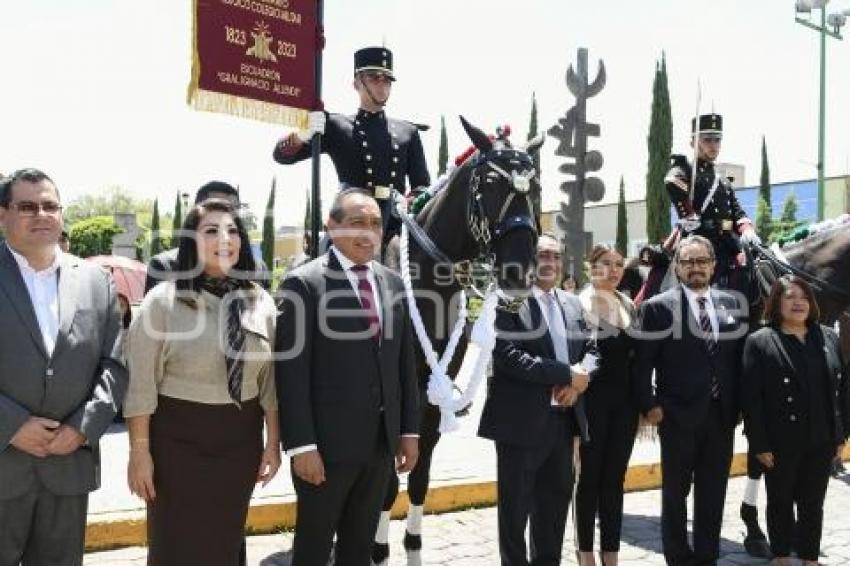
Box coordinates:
[743,535,772,559]
[403,531,422,551]
[371,542,389,565]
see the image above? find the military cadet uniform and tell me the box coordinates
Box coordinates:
[666,113,755,291]
[273,47,431,246]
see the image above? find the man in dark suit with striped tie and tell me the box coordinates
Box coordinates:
[634,235,748,566]
[275,188,419,566]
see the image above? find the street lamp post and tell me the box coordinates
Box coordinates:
[794,0,846,220]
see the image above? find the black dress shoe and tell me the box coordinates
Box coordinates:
[371,541,389,565]
[743,535,773,559]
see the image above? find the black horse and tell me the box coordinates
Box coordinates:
[373,116,543,565]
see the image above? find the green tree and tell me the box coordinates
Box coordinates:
[527,93,542,223]
[170,191,183,248]
[63,186,153,225]
[779,192,799,226]
[68,216,122,258]
[438,115,449,176]
[756,136,773,239]
[616,176,628,256]
[262,178,276,270]
[770,192,802,242]
[150,198,163,257]
[645,53,673,243]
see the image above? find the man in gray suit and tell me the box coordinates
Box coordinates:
[0,168,128,565]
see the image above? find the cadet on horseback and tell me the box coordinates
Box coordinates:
[665,113,762,294]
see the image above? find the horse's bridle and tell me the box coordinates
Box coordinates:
[465,147,537,251]
[397,145,538,312]
[457,147,538,311]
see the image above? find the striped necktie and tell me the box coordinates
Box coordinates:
[697,296,720,398]
[351,264,381,341]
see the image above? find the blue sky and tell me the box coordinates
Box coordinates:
[1,0,849,227]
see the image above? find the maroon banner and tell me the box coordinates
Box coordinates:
[188,0,318,127]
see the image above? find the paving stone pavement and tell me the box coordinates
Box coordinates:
[85,474,850,565]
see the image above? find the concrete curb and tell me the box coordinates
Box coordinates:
[85,448,849,552]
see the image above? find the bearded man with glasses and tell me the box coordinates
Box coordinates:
[634,235,747,566]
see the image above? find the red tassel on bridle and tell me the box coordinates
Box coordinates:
[453,124,512,166]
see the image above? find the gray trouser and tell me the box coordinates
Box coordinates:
[0,479,88,566]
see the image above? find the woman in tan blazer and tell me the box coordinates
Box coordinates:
[124,199,280,565]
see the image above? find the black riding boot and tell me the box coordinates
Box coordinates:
[741,502,772,558]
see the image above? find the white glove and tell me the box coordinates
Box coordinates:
[739,227,762,247]
[296,111,326,143]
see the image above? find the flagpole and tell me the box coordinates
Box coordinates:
[310,0,324,258]
[689,81,702,205]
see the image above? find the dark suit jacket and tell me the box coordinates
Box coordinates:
[633,286,745,429]
[274,251,419,463]
[478,289,591,447]
[0,246,127,499]
[144,247,271,294]
[742,324,850,455]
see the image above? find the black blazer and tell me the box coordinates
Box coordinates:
[274,251,419,463]
[478,289,591,447]
[633,286,746,429]
[742,324,850,455]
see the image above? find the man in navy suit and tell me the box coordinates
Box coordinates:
[479,233,591,566]
[634,235,747,566]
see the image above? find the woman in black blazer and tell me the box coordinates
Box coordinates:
[742,275,849,566]
[575,244,639,566]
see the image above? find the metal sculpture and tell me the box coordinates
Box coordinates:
[548,47,606,281]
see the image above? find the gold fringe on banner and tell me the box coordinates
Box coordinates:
[189,88,309,129]
[186,0,309,129]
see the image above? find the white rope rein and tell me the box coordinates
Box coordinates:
[398,196,499,433]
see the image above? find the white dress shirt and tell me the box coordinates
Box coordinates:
[7,244,61,358]
[532,285,570,364]
[682,284,718,340]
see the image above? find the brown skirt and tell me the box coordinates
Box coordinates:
[146,395,263,566]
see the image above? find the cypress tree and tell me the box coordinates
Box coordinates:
[170,191,182,248]
[262,177,276,271]
[150,198,163,256]
[756,136,773,239]
[645,53,673,243]
[438,115,449,176]
[527,93,542,222]
[304,187,312,231]
[616,176,629,256]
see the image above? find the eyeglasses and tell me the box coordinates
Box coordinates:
[7,200,63,216]
[700,136,722,145]
[678,257,714,268]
